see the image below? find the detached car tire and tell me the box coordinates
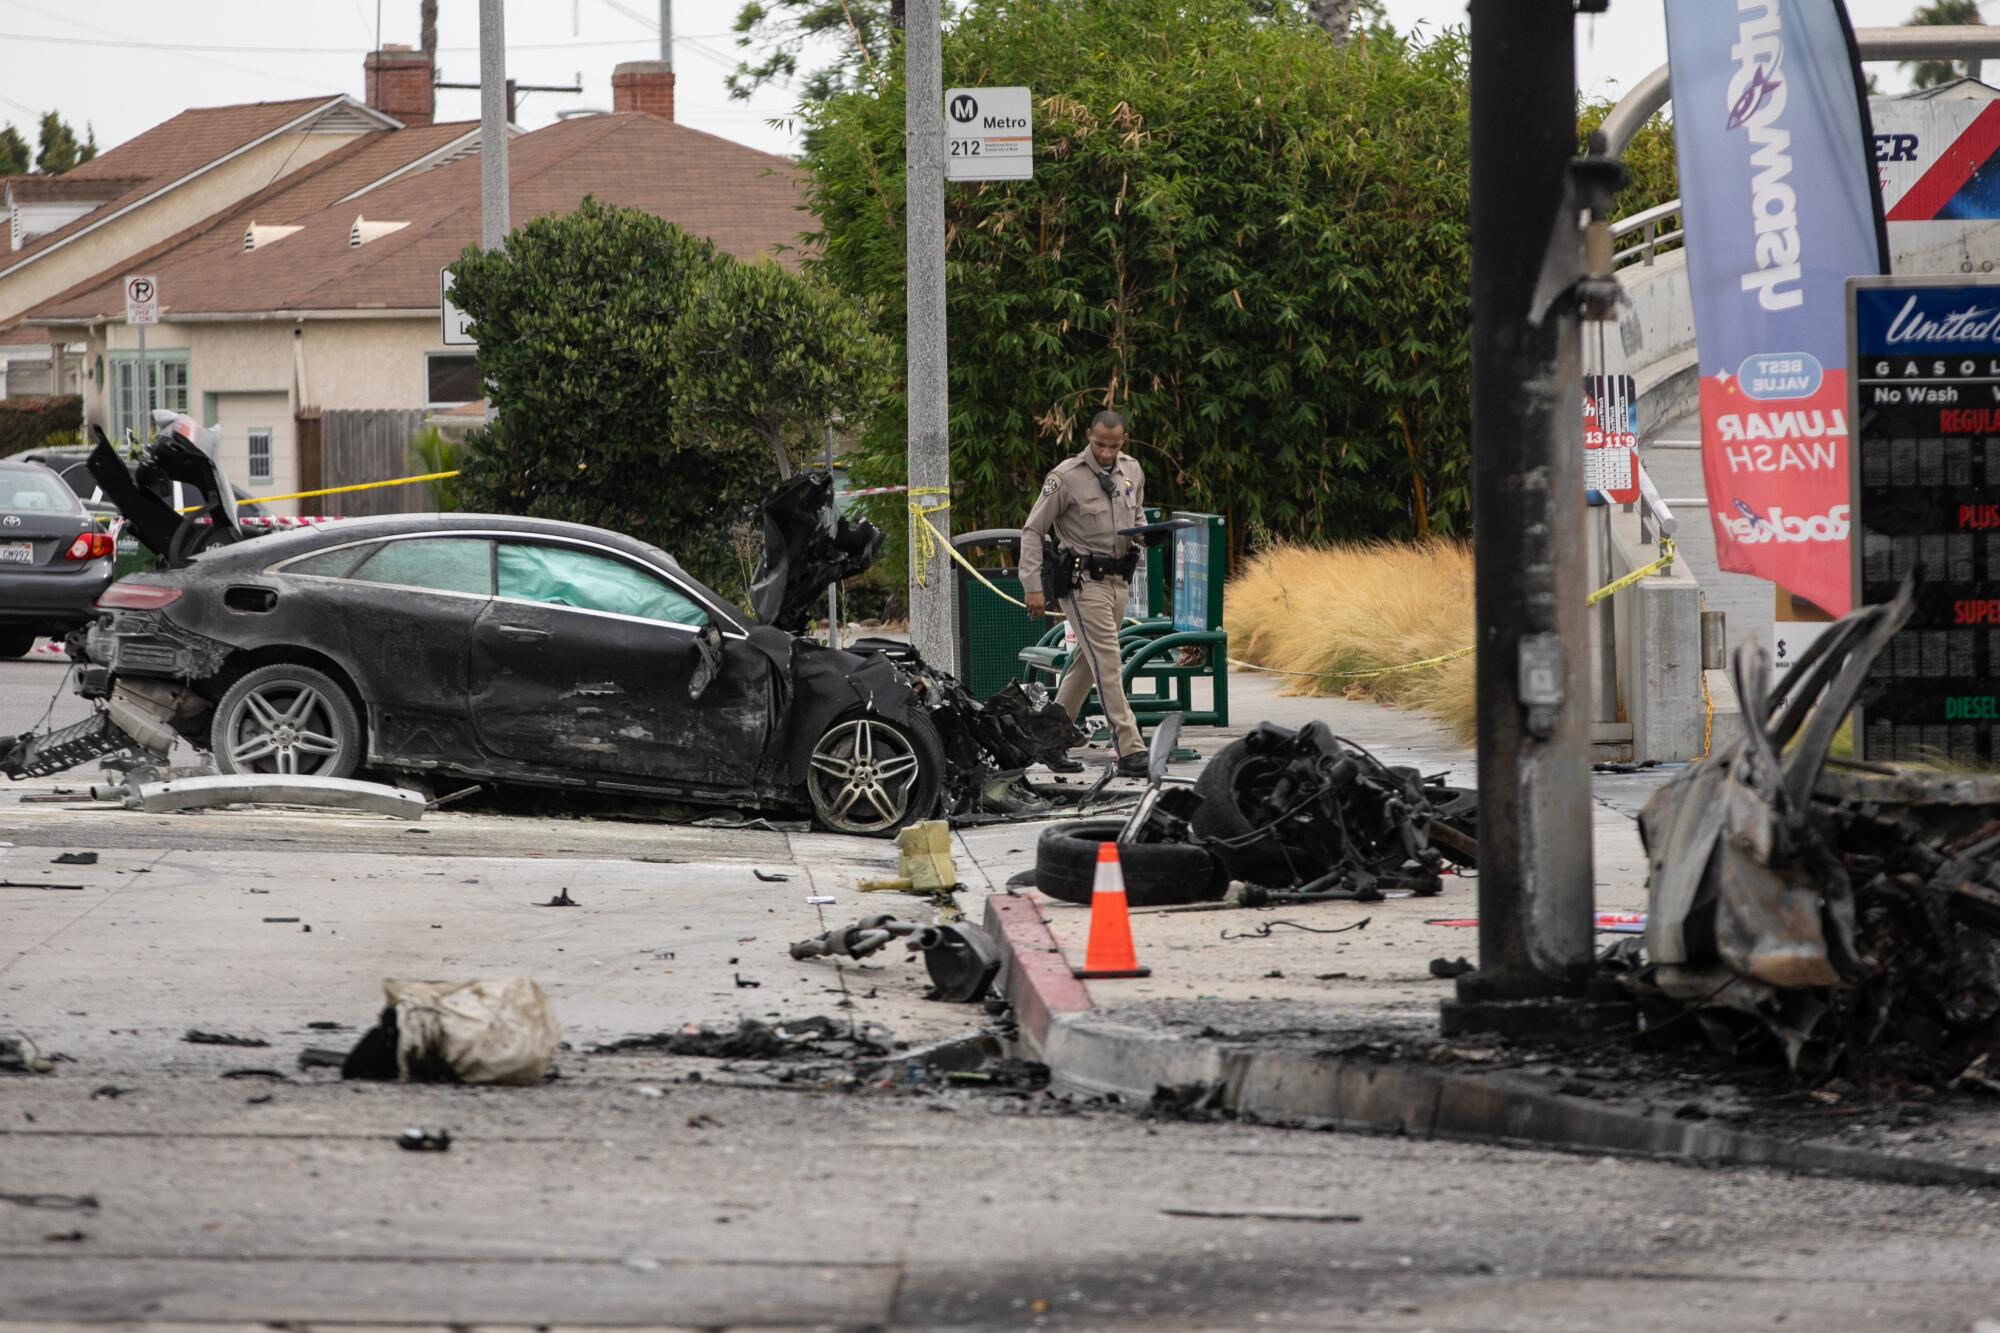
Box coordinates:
[1034,818,1226,907]
[1188,743,1308,885]
[211,663,364,780]
[805,709,945,836]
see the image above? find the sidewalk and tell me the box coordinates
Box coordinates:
[952,669,2000,1187]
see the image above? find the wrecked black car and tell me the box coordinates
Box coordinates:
[3,427,1079,836]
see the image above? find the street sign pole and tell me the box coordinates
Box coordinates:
[1455,0,1596,1008]
[904,0,956,670]
[124,275,159,438]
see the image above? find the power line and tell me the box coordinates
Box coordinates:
[0,29,733,55]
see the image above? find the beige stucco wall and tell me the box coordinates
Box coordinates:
[0,127,368,324]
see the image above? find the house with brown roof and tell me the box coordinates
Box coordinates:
[20,57,809,515]
[0,94,418,394]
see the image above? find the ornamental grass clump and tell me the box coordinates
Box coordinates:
[1224,540,1477,742]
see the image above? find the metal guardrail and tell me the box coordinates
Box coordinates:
[1611,199,1682,269]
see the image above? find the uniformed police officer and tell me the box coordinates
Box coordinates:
[1019,410,1152,778]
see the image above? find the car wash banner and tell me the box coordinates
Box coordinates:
[1664,0,1888,615]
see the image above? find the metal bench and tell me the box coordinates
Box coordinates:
[1017,511,1229,728]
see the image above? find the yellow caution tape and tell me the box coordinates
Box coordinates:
[906,487,953,587]
[1584,538,1677,607]
[1230,539,1678,683]
[179,469,461,513]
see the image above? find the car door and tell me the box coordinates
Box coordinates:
[272,535,493,759]
[468,538,773,788]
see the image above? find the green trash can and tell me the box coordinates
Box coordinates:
[952,529,1042,700]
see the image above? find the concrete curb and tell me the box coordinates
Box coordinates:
[981,892,2000,1190]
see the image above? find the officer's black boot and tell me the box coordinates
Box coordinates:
[1115,752,1151,778]
[1044,752,1085,774]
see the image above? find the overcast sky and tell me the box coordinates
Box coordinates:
[0,0,1988,163]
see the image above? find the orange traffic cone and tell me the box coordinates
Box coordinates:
[1074,842,1151,980]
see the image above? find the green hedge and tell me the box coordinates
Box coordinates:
[0,395,83,457]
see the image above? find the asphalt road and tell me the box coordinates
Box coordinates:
[2,660,1996,1329]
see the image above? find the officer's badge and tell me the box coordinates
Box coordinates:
[1041,474,1059,497]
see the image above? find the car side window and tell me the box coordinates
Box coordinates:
[282,543,381,579]
[496,542,708,626]
[350,538,494,596]
[57,464,93,499]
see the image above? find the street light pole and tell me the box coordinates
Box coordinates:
[479,0,509,251]
[1458,0,1596,1006]
[903,0,957,670]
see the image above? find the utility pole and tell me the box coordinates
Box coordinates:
[658,0,673,63]
[1451,0,1596,1016]
[904,0,956,669]
[478,0,509,251]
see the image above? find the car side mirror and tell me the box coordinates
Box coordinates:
[689,621,725,700]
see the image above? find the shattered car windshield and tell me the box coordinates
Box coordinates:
[496,543,709,626]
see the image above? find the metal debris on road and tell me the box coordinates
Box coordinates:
[752,868,791,882]
[591,1015,892,1061]
[1640,576,2000,1078]
[0,1192,98,1211]
[534,889,578,907]
[397,1127,452,1152]
[50,852,96,865]
[790,914,1003,1002]
[1219,917,1370,941]
[182,1030,269,1048]
[1429,956,1476,979]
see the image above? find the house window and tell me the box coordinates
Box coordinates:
[425,353,480,408]
[247,428,272,483]
[108,352,190,441]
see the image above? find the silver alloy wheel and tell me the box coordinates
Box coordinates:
[807,718,924,834]
[222,680,348,776]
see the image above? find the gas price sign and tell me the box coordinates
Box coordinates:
[1850,276,2000,765]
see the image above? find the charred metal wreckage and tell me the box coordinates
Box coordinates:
[1640,577,2000,1082]
[0,423,1084,835]
[1030,715,1479,907]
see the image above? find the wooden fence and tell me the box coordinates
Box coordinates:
[295,408,433,517]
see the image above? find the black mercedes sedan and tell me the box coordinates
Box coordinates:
[6,415,1080,833]
[76,510,948,834]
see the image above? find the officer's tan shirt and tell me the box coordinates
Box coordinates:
[1018,447,1146,589]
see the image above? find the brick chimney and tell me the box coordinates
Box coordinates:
[612,61,676,121]
[365,44,435,126]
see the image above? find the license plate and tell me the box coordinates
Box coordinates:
[0,542,33,565]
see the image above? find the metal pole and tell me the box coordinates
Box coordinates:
[479,0,509,251]
[1463,0,1594,1002]
[136,321,148,437]
[658,0,673,64]
[903,0,956,669]
[826,424,840,650]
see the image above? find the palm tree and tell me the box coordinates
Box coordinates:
[1903,0,1986,90]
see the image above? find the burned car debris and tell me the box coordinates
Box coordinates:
[1639,575,2000,1082]
[1,422,1092,836]
[1032,719,1477,906]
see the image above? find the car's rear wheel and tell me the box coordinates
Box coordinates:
[211,663,362,780]
[0,629,36,659]
[806,710,943,836]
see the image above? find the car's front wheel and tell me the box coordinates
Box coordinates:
[805,710,944,836]
[0,629,36,659]
[211,663,363,780]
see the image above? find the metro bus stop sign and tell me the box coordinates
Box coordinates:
[944,86,1032,182]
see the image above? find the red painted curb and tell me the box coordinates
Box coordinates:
[982,892,1092,1048]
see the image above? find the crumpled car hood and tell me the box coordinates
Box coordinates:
[750,471,883,632]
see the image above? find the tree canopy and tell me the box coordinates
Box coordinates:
[804,0,1477,552]
[34,112,94,175]
[448,199,888,597]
